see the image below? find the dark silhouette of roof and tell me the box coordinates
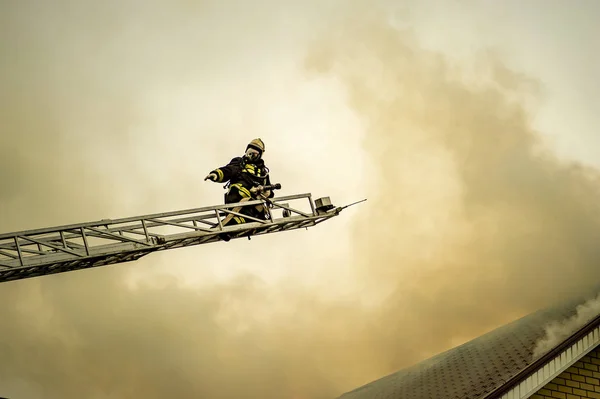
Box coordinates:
[338,291,600,399]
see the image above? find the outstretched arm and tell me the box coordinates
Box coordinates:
[204,158,241,183]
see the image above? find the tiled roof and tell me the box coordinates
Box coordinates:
[338,292,599,399]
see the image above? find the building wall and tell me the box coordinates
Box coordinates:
[532,345,600,399]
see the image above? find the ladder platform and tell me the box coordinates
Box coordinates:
[0,193,341,283]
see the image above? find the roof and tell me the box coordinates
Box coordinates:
[338,290,600,399]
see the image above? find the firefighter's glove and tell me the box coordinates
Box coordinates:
[204,173,218,181]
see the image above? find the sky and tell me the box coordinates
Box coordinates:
[1,1,600,398]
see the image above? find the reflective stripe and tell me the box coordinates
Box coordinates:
[215,169,224,182]
[229,183,252,198]
[243,163,266,177]
[239,186,252,198]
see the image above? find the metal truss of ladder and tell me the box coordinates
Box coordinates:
[0,194,347,283]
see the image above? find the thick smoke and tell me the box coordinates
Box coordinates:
[305,3,600,387]
[2,2,600,399]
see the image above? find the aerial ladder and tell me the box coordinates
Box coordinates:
[0,186,365,283]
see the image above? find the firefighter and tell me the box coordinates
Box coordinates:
[204,138,274,226]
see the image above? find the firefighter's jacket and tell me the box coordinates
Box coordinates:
[210,156,274,202]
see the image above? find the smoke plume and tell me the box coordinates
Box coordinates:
[2,2,600,399]
[305,2,600,387]
[532,293,600,358]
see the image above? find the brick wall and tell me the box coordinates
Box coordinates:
[532,345,600,399]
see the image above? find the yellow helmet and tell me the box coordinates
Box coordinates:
[246,138,265,154]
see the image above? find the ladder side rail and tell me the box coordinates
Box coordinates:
[1,211,333,269]
[0,193,316,255]
[0,212,339,283]
[0,193,331,283]
[0,193,313,240]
